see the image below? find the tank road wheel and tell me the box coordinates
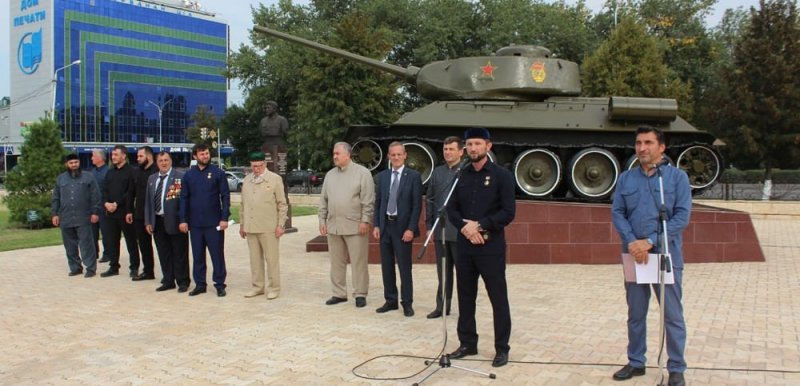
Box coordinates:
[568,148,620,200]
[677,145,721,190]
[402,141,436,184]
[351,140,382,171]
[513,149,562,197]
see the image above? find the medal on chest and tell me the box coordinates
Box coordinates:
[208,172,212,179]
[484,176,491,186]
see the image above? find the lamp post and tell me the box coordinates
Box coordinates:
[51,59,81,117]
[1,135,8,177]
[146,98,174,148]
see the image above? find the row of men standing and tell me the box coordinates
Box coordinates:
[52,144,232,297]
[318,128,516,368]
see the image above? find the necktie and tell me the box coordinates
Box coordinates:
[155,174,166,213]
[387,170,399,215]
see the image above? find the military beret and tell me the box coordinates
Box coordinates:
[464,127,491,140]
[248,151,266,162]
[64,153,79,162]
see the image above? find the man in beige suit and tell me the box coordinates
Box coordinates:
[319,142,375,308]
[239,152,289,299]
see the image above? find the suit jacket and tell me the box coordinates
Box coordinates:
[373,166,423,237]
[240,170,289,233]
[144,169,184,235]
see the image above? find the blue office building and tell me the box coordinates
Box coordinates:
[7,0,229,164]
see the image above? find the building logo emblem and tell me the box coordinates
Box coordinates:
[17,28,43,75]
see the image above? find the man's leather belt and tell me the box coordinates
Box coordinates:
[386,214,397,221]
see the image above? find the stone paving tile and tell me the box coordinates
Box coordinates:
[1,213,800,385]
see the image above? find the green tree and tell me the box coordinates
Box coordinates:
[221,103,262,164]
[706,0,800,176]
[581,17,693,116]
[185,106,220,146]
[2,118,66,225]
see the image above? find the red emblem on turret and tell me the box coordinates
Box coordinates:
[480,61,497,79]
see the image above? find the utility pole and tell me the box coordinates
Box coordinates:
[147,98,175,148]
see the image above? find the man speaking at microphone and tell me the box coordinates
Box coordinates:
[446,128,515,368]
[611,126,691,386]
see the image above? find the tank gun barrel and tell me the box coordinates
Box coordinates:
[253,25,419,83]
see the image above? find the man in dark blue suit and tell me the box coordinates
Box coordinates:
[372,142,423,317]
[179,144,231,297]
[145,152,190,293]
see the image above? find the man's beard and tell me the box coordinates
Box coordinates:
[469,152,487,163]
[69,169,81,178]
[197,158,209,167]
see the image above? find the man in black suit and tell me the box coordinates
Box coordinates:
[372,141,423,317]
[446,128,516,368]
[130,145,158,281]
[144,152,190,292]
[100,144,138,278]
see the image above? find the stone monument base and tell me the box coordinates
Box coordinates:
[306,201,765,264]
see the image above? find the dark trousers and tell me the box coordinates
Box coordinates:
[455,251,511,354]
[433,240,456,313]
[379,219,413,305]
[190,226,226,289]
[61,224,97,274]
[106,216,139,272]
[153,217,190,288]
[91,212,110,260]
[133,218,155,275]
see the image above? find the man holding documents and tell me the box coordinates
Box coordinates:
[611,126,691,386]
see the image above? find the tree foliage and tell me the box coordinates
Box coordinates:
[2,118,66,225]
[581,16,693,116]
[706,0,800,176]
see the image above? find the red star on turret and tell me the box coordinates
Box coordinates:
[480,61,497,78]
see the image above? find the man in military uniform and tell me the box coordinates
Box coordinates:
[179,143,231,297]
[52,154,101,277]
[239,151,288,300]
[446,127,516,368]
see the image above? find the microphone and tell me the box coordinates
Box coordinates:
[455,157,471,172]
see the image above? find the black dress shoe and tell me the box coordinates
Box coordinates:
[156,284,176,292]
[84,271,95,278]
[448,346,478,359]
[177,286,189,293]
[188,287,207,296]
[376,302,399,313]
[426,310,442,319]
[403,305,415,317]
[100,269,119,277]
[325,296,347,305]
[355,297,366,308]
[68,270,83,276]
[132,273,156,281]
[492,352,509,367]
[216,288,226,297]
[668,372,686,386]
[129,270,139,278]
[612,364,646,380]
[98,257,110,263]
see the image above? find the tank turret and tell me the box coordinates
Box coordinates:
[254,25,722,201]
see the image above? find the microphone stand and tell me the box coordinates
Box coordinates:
[413,161,495,385]
[654,163,672,386]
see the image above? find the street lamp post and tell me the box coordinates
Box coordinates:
[147,98,175,148]
[51,59,81,117]
[1,136,9,177]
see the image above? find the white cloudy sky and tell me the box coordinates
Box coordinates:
[1,0,761,104]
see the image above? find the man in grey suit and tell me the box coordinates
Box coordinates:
[52,154,101,277]
[373,141,423,317]
[319,142,375,308]
[144,152,190,292]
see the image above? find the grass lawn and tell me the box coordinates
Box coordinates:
[0,206,63,252]
[0,204,317,252]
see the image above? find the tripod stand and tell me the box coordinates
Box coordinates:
[413,161,495,385]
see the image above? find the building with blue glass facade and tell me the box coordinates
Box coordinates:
[6,0,229,165]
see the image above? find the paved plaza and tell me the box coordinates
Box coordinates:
[1,201,799,385]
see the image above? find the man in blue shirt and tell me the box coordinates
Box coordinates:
[179,144,231,297]
[611,126,691,386]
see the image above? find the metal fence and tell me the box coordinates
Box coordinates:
[695,183,800,201]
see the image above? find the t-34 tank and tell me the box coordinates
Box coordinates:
[254,25,722,201]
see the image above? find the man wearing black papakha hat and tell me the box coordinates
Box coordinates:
[239,151,288,300]
[446,127,516,368]
[52,153,102,277]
